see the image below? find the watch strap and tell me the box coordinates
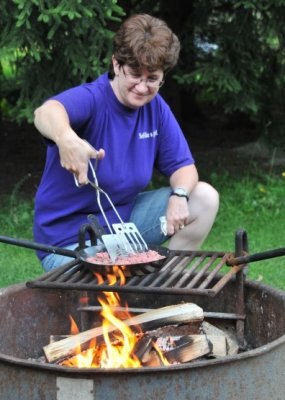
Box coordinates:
[170,188,189,201]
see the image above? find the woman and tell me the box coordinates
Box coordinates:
[33,14,219,271]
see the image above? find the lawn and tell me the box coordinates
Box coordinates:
[202,172,285,289]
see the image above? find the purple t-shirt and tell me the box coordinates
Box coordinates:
[34,73,194,259]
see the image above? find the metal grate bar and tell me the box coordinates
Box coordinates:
[148,255,194,288]
[199,254,229,289]
[160,255,197,288]
[36,259,80,282]
[26,250,242,297]
[212,264,244,293]
[186,255,217,288]
[174,254,209,287]
[57,266,84,283]
[75,272,95,284]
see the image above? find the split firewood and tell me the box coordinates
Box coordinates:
[143,335,211,366]
[202,321,239,355]
[79,306,242,321]
[133,335,155,361]
[141,348,165,367]
[49,335,70,344]
[206,335,227,357]
[78,306,151,314]
[145,334,227,363]
[163,335,210,363]
[79,306,202,332]
[43,303,204,363]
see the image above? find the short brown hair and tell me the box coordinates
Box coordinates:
[112,14,180,74]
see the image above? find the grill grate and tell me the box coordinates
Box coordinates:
[26,250,244,297]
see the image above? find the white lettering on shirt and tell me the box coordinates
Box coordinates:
[139,130,158,139]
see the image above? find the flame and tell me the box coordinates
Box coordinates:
[152,341,170,366]
[98,295,140,368]
[69,315,79,335]
[60,267,142,369]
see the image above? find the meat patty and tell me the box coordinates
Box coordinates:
[86,249,165,265]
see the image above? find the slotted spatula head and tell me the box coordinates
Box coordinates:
[112,222,148,252]
[101,234,130,263]
[88,214,134,264]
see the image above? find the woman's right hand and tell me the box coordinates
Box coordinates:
[57,131,105,185]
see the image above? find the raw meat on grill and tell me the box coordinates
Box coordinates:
[87,250,165,265]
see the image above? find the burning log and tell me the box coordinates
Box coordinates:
[49,333,227,365]
[43,303,203,363]
[80,306,202,335]
[142,335,211,366]
[141,334,228,367]
[163,335,211,363]
[133,335,155,361]
[49,335,70,343]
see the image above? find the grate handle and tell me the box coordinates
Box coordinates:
[227,247,285,266]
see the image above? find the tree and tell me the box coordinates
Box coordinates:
[1,0,285,144]
[0,0,124,122]
[125,0,285,143]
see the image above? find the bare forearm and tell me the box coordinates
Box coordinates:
[34,100,75,144]
[169,164,199,194]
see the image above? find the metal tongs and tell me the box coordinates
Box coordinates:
[74,157,148,263]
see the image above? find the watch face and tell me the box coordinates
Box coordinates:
[173,188,187,196]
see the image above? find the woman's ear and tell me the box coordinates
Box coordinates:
[112,55,120,76]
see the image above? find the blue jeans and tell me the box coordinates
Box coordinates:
[41,187,171,272]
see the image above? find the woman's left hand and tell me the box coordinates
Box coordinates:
[166,195,190,235]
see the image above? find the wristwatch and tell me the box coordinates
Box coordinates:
[170,188,189,201]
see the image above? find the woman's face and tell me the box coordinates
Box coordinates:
[111,57,164,109]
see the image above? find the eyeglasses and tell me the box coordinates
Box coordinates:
[121,66,164,89]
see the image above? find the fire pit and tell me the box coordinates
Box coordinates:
[0,230,284,399]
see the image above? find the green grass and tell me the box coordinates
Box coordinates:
[201,172,285,290]
[0,194,42,287]
[0,172,285,290]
